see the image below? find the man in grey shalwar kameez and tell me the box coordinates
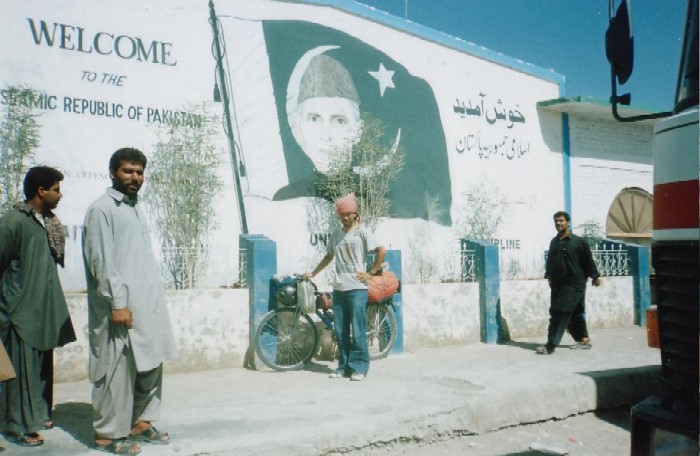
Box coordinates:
[83,148,177,455]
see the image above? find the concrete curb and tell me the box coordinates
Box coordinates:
[270,365,661,455]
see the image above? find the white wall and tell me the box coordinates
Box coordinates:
[54,278,635,382]
[568,114,654,230]
[1,0,565,291]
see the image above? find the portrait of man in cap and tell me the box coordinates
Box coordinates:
[275,49,364,201]
[263,22,452,224]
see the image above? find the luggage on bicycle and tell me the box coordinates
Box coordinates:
[296,279,316,313]
[367,271,400,303]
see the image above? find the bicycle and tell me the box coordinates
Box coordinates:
[253,275,398,371]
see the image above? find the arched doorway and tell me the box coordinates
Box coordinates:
[606,187,653,242]
[606,187,654,282]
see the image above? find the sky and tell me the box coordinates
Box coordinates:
[355,0,688,111]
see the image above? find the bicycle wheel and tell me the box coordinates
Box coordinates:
[254,307,319,371]
[365,303,397,360]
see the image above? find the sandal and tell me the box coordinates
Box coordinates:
[6,432,44,447]
[95,438,141,455]
[536,345,554,355]
[130,426,171,445]
[43,420,54,430]
[570,341,592,350]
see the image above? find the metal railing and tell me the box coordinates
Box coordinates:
[460,245,477,282]
[544,241,630,277]
[238,246,248,288]
[591,242,629,276]
[160,246,208,289]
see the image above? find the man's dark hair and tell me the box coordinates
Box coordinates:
[553,211,570,221]
[109,147,147,173]
[24,166,64,199]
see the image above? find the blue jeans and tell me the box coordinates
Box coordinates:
[332,289,369,376]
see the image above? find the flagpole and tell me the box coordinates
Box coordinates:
[208,0,249,234]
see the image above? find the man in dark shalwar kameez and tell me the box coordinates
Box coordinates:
[0,166,76,447]
[537,211,601,355]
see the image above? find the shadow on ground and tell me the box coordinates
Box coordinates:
[303,360,335,375]
[52,402,94,448]
[593,407,632,432]
[499,452,559,455]
[579,365,660,414]
[503,340,541,352]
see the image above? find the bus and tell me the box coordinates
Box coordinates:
[606,0,698,453]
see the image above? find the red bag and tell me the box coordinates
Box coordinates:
[367,271,400,303]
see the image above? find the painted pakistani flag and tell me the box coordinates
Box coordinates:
[263,21,452,225]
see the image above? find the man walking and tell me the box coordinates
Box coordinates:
[83,148,177,454]
[0,166,76,447]
[305,192,386,381]
[538,211,601,355]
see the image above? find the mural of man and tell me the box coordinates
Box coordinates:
[264,21,452,224]
[293,53,364,173]
[275,53,363,200]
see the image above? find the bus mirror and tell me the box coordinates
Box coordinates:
[606,0,634,85]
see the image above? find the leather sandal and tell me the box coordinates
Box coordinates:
[570,341,592,350]
[130,426,171,445]
[95,438,141,455]
[6,432,44,447]
[536,344,554,355]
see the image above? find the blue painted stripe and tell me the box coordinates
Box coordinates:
[626,244,651,327]
[562,113,572,215]
[296,0,565,85]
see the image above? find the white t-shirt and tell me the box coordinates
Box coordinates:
[327,225,379,291]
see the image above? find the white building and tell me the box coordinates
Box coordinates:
[0,1,657,290]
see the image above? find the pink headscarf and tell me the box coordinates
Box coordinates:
[335,192,358,214]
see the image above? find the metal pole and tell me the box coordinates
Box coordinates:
[208,0,249,234]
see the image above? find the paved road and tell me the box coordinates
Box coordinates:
[360,408,632,455]
[363,408,697,456]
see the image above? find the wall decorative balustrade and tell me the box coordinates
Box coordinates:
[460,246,477,282]
[591,242,630,277]
[160,246,208,289]
[238,246,248,288]
[544,240,630,277]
